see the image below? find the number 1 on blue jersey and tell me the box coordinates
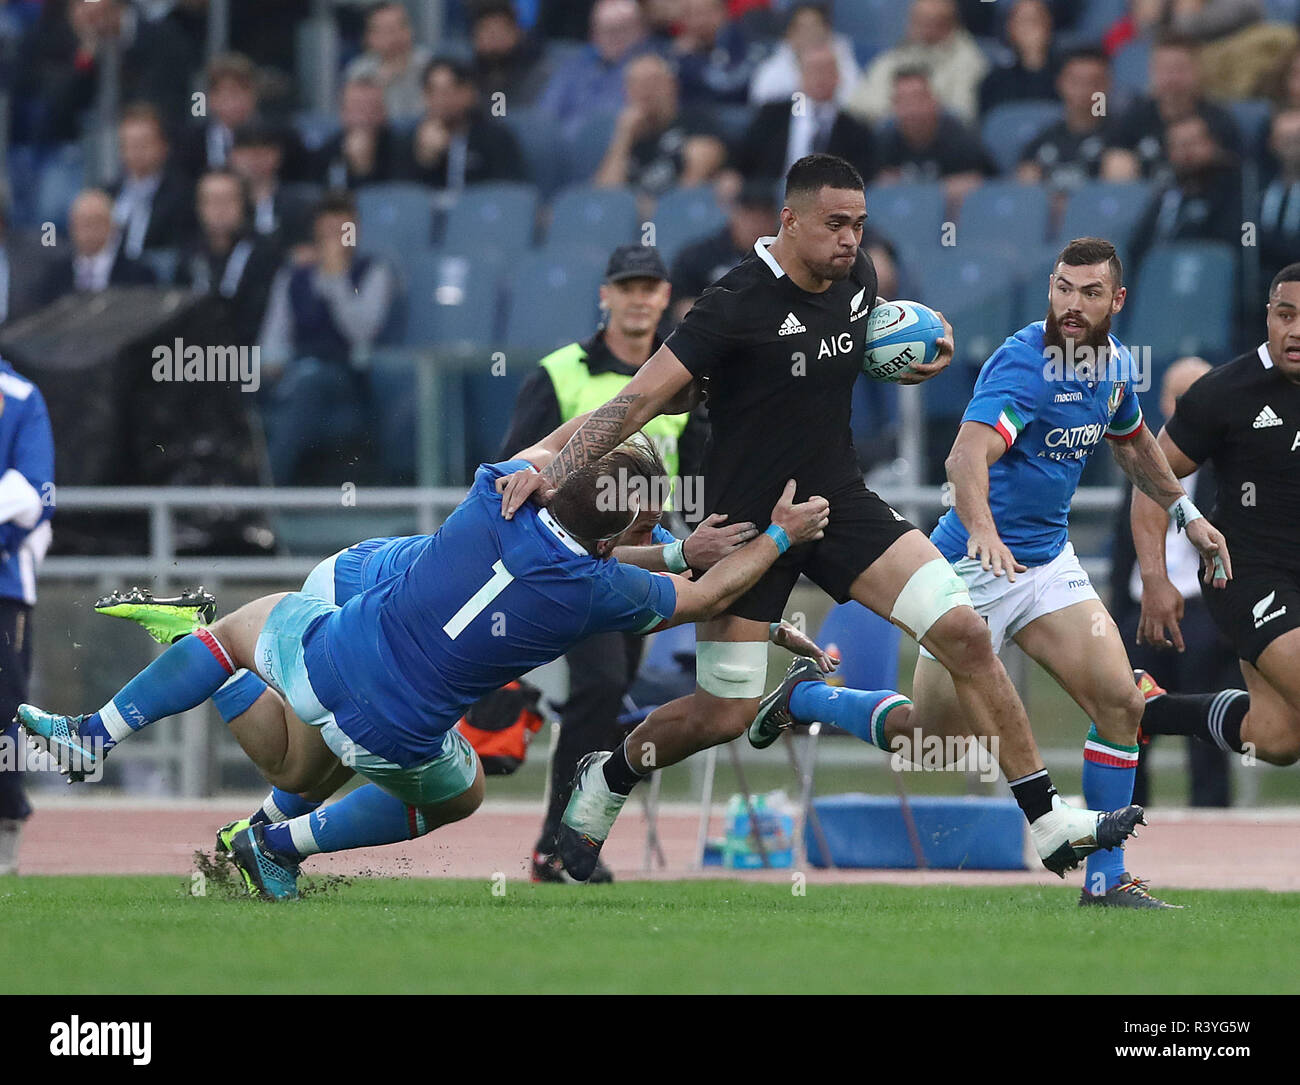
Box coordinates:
[443,559,514,639]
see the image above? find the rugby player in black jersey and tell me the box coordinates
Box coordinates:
[499,154,1145,880]
[1133,264,1300,766]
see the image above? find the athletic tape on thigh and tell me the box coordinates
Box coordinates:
[891,558,973,642]
[696,640,768,699]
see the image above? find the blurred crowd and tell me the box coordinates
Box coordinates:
[0,0,1297,487]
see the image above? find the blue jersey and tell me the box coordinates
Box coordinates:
[330,525,679,605]
[931,323,1144,567]
[301,460,678,767]
[0,362,54,605]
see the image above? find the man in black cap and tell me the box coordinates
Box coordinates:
[498,243,736,882]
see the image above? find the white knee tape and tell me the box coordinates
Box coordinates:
[891,558,972,642]
[696,640,768,699]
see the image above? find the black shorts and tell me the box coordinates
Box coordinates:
[726,482,917,623]
[1201,562,1300,666]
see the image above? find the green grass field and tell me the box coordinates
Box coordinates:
[4,876,1298,994]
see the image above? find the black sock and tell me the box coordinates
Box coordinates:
[1009,768,1057,823]
[1142,690,1249,753]
[601,742,647,796]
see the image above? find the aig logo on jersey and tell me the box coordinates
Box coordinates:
[1253,590,1287,629]
[818,332,855,358]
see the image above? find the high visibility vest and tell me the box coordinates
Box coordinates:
[540,343,689,506]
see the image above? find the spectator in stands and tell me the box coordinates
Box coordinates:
[749,2,860,108]
[175,170,282,346]
[229,122,316,249]
[669,0,770,105]
[1130,0,1261,43]
[1017,48,1114,192]
[536,0,653,141]
[108,104,196,260]
[846,0,989,125]
[1129,112,1243,262]
[396,57,526,191]
[44,188,155,296]
[978,0,1058,115]
[1257,109,1300,287]
[669,178,778,322]
[258,192,398,485]
[0,202,60,325]
[732,43,877,185]
[312,75,400,191]
[1109,355,1233,808]
[14,0,200,145]
[537,0,600,40]
[470,0,555,107]
[342,1,434,123]
[592,53,727,208]
[876,68,994,212]
[1101,35,1240,185]
[174,54,260,179]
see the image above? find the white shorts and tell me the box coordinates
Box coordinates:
[919,541,1099,659]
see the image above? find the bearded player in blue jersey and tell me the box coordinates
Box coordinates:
[754,237,1232,907]
[19,430,830,899]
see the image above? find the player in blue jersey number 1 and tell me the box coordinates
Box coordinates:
[17,434,830,900]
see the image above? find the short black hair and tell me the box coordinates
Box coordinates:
[423,55,474,91]
[1056,236,1123,290]
[787,3,831,29]
[785,153,864,203]
[1269,263,1300,298]
[470,0,518,27]
[314,190,357,222]
[550,440,666,551]
[1061,46,1109,69]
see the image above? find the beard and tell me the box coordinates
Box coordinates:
[1043,306,1112,354]
[807,254,856,282]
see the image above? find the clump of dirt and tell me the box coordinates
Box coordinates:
[187,848,248,900]
[298,871,354,898]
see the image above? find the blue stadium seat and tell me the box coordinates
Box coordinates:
[980,100,1063,175]
[357,183,436,257]
[563,110,619,187]
[917,247,1019,369]
[834,0,910,52]
[1111,37,1152,95]
[1228,99,1273,158]
[1069,0,1128,41]
[864,181,946,259]
[500,105,564,197]
[400,250,504,347]
[462,364,527,470]
[440,181,540,252]
[546,185,639,252]
[1056,180,1154,251]
[1015,248,1059,329]
[707,103,757,145]
[1265,0,1300,22]
[1126,242,1237,358]
[292,110,340,152]
[503,248,605,350]
[34,144,84,232]
[816,603,901,693]
[958,181,1051,248]
[652,186,727,265]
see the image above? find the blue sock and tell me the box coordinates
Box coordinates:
[80,630,234,751]
[262,783,427,860]
[1082,724,1139,894]
[212,669,268,723]
[251,787,321,826]
[788,681,912,752]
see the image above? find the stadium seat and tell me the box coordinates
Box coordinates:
[1055,181,1154,252]
[834,0,909,52]
[916,247,1018,370]
[357,183,436,257]
[545,185,639,252]
[1126,242,1237,358]
[503,248,605,351]
[958,181,1051,248]
[439,181,540,252]
[1228,99,1274,158]
[1111,37,1152,95]
[651,186,727,265]
[563,110,620,187]
[500,105,564,198]
[461,363,528,473]
[980,100,1064,176]
[706,103,757,146]
[400,250,504,347]
[34,144,85,232]
[1265,0,1300,22]
[864,181,946,259]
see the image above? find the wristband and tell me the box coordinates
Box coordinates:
[769,621,782,644]
[1169,495,1202,533]
[663,537,688,573]
[764,524,791,555]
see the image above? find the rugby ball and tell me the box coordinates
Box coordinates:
[863,300,945,382]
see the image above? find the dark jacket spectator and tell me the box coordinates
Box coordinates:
[42,188,156,297]
[669,0,770,106]
[1017,48,1113,192]
[311,76,400,191]
[978,0,1059,115]
[106,105,197,258]
[230,123,317,248]
[341,1,434,124]
[1256,109,1300,287]
[470,1,556,107]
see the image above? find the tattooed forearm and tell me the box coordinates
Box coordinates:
[540,393,641,488]
[1112,426,1185,507]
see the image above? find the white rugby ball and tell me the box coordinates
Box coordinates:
[863,300,945,382]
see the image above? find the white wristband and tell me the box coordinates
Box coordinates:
[663,538,688,573]
[1169,495,1202,532]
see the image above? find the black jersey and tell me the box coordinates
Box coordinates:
[664,237,878,521]
[1165,345,1300,571]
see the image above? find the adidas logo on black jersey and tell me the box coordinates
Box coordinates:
[1253,405,1283,428]
[778,312,806,336]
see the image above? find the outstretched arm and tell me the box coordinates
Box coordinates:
[944,421,1025,580]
